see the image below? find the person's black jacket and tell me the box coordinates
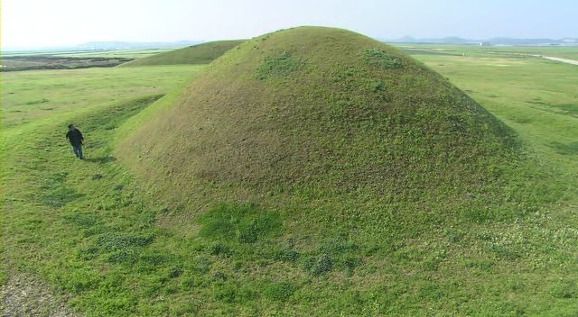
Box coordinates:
[66,128,84,146]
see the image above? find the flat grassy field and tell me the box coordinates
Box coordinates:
[1,45,577,316]
[398,43,578,60]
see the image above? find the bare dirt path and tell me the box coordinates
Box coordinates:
[541,56,578,65]
[1,273,82,317]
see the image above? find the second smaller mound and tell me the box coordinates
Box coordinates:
[119,40,246,67]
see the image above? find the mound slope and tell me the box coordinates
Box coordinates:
[119,40,245,67]
[120,26,520,216]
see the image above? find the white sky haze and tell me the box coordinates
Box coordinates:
[2,0,577,49]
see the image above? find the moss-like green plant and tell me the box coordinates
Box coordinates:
[199,203,282,243]
[363,48,403,68]
[255,51,304,79]
[263,281,298,301]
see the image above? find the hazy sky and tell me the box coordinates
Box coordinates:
[2,0,577,49]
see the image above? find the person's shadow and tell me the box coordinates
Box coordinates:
[84,156,117,163]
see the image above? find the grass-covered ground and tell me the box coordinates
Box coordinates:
[1,39,577,316]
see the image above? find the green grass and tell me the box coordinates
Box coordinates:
[2,30,577,316]
[1,65,205,314]
[1,65,203,129]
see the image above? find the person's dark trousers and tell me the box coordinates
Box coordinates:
[72,145,84,159]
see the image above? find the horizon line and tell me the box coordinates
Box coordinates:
[3,35,577,51]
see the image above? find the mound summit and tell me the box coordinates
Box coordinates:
[120,26,520,216]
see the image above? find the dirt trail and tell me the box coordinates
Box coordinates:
[1,273,82,317]
[541,56,578,65]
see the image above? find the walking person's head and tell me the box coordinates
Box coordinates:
[68,124,75,130]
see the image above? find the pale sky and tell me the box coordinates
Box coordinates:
[2,0,577,49]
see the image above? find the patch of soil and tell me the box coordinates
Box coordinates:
[1,273,82,317]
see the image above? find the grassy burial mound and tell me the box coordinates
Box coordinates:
[113,26,560,315]
[119,40,245,66]
[120,26,532,228]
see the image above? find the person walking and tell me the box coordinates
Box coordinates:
[66,124,84,159]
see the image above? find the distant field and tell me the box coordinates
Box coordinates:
[1,44,577,316]
[56,47,186,59]
[397,43,578,60]
[1,55,134,71]
[4,43,575,71]
[0,47,183,71]
[1,47,181,58]
[1,65,204,128]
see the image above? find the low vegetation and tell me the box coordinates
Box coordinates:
[1,27,577,316]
